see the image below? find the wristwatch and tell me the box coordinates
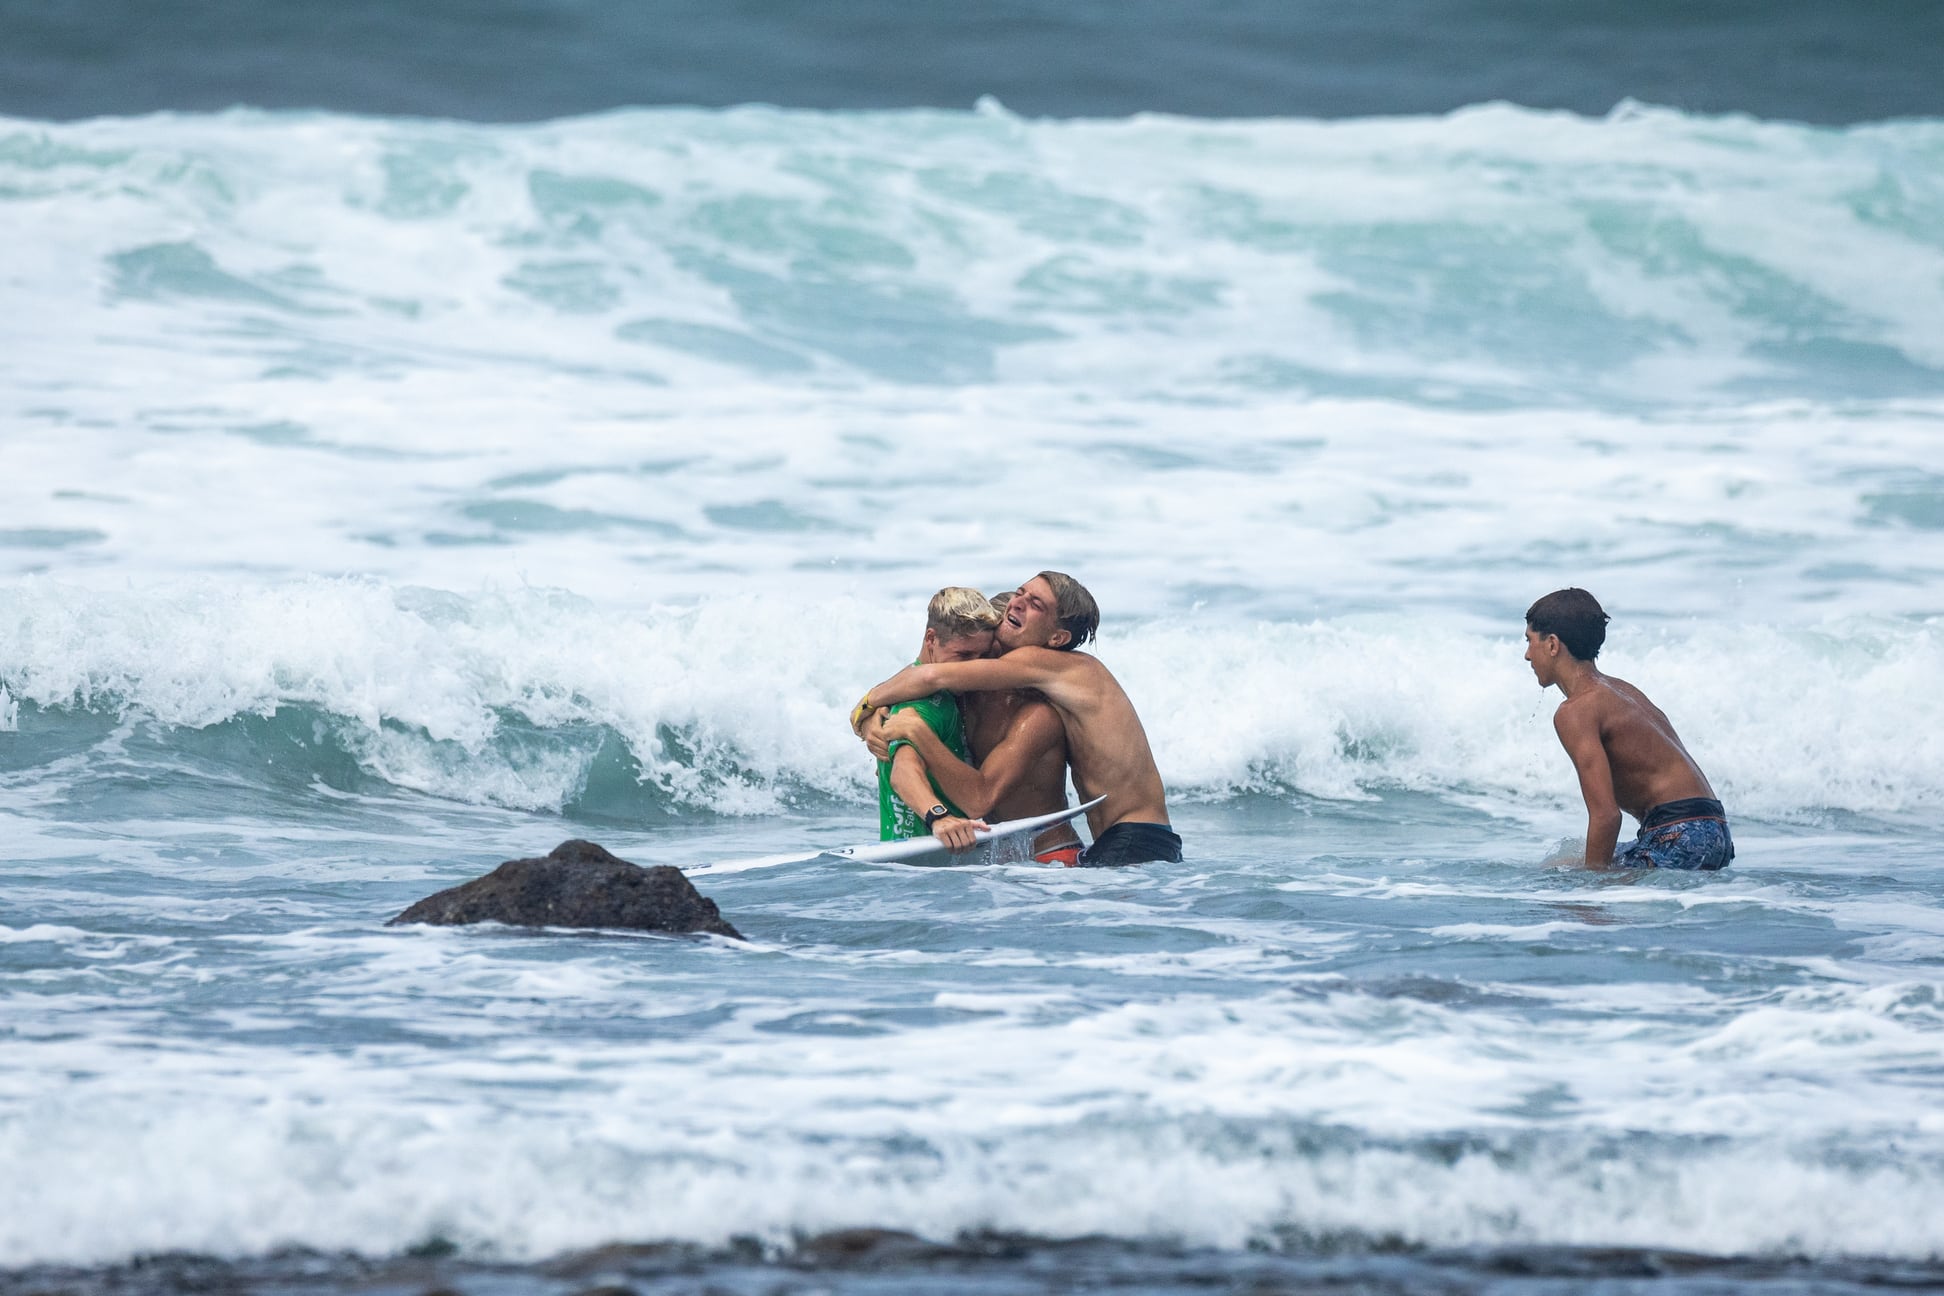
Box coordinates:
[923,804,951,829]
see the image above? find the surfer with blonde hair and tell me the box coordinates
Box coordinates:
[867,586,1083,865]
[855,572,1180,866]
[872,586,1000,852]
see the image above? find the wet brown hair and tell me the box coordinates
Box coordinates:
[1035,570,1099,651]
[1526,588,1609,661]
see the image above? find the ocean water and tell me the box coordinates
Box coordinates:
[3,90,1944,1294]
[6,0,1944,124]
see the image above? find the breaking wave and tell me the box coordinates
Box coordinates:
[3,578,1938,820]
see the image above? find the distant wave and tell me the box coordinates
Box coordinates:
[3,104,1941,409]
[4,0,1940,124]
[4,579,1938,819]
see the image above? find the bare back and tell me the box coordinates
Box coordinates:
[965,692,1068,820]
[1562,675,1715,820]
[964,690,1077,850]
[1032,654,1169,836]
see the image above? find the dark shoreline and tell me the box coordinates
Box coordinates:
[7,1232,1941,1296]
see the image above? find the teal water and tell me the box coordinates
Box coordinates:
[5,0,1941,123]
[1,103,1942,1284]
[4,698,1941,1269]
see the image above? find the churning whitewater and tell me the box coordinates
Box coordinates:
[2,101,1942,1274]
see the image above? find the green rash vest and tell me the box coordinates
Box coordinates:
[875,668,971,840]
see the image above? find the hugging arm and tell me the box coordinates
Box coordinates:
[887,745,937,823]
[887,744,983,852]
[876,718,989,815]
[869,703,1062,818]
[860,651,1071,721]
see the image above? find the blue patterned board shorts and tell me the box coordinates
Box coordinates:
[1615,797,1735,871]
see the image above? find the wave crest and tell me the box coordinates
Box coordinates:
[3,579,1938,819]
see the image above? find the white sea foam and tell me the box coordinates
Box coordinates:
[1,579,1938,818]
[1,107,1942,622]
[2,975,1941,1266]
[3,102,1942,1275]
[0,923,90,944]
[2,1104,1937,1264]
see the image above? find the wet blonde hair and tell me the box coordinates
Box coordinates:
[927,586,1001,641]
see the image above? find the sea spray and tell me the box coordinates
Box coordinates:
[2,966,1941,1267]
[6,105,1941,407]
[2,579,1940,819]
[4,99,1943,1282]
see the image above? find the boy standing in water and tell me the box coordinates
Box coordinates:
[1525,588,1734,869]
[876,587,999,852]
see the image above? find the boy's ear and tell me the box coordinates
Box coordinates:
[1048,627,1071,650]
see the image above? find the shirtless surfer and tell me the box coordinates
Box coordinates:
[1525,588,1734,870]
[865,590,1083,865]
[873,587,1000,853]
[853,572,1180,866]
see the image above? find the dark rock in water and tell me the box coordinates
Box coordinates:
[388,839,742,940]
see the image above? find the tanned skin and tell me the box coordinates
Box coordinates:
[887,627,994,852]
[1526,627,1716,867]
[859,576,1168,840]
[867,641,1079,857]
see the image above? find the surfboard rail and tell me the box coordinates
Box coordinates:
[835,795,1105,863]
[699,795,1106,873]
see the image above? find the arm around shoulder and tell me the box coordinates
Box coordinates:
[865,662,946,710]
[868,650,1080,710]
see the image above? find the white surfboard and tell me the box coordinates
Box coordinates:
[699,796,1104,874]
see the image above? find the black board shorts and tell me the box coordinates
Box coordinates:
[1078,822,1183,867]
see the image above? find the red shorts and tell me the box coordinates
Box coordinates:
[1035,845,1084,868]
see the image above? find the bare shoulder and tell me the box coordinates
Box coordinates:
[1011,646,1101,682]
[1602,674,1658,710]
[1552,691,1607,738]
[1005,649,1108,711]
[1006,646,1076,666]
